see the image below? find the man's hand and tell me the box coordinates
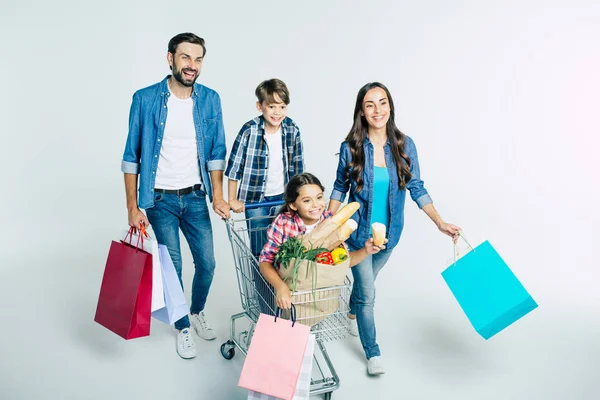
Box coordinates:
[128,208,149,232]
[229,199,245,213]
[213,198,231,219]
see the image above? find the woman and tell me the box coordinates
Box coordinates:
[328,82,460,375]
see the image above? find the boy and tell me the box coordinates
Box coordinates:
[226,78,304,257]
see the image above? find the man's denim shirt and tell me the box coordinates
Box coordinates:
[121,76,226,209]
[330,135,433,251]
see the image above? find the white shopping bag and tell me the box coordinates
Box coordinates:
[152,244,189,324]
[122,229,165,312]
[247,334,315,400]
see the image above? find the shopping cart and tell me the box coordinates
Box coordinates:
[220,201,352,399]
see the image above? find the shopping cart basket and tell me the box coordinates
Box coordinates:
[220,201,352,399]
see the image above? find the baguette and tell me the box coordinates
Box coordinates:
[301,202,360,249]
[339,219,358,240]
[325,219,358,250]
[372,223,386,246]
[330,202,360,226]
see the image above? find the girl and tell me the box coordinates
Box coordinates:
[328,82,461,376]
[259,172,386,311]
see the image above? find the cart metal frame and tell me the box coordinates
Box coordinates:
[220,202,351,399]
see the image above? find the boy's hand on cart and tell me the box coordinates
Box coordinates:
[275,283,292,310]
[230,199,245,213]
[365,238,388,255]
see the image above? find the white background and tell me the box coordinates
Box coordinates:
[1,0,599,399]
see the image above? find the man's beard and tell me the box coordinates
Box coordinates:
[172,65,199,87]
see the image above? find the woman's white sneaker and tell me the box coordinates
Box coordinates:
[367,356,385,375]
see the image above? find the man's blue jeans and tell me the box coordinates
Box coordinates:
[348,249,393,359]
[146,188,216,331]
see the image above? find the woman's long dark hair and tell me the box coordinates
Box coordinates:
[279,173,325,214]
[345,82,412,192]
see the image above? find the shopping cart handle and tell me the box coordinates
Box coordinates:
[244,200,286,210]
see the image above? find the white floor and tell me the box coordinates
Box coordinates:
[0,212,597,400]
[2,0,599,398]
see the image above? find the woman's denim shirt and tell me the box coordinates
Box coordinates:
[330,135,432,251]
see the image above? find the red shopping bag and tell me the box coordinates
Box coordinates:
[238,306,311,400]
[94,227,153,340]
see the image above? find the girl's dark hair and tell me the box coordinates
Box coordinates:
[280,173,325,214]
[168,32,206,57]
[345,82,412,192]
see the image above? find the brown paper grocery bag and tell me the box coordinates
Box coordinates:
[289,289,341,327]
[279,258,350,292]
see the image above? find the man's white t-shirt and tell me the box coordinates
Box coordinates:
[155,94,201,190]
[263,128,285,196]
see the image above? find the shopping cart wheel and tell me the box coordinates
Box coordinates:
[220,341,235,360]
[323,392,332,399]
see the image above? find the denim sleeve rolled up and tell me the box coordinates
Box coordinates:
[329,136,432,251]
[205,93,227,172]
[120,77,226,209]
[121,92,143,175]
[404,136,432,209]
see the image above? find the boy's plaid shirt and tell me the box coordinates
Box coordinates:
[225,115,304,203]
[259,210,334,265]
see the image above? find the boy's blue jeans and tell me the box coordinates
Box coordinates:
[244,194,284,258]
[146,188,216,331]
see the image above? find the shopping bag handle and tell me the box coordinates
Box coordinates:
[122,224,149,251]
[274,304,297,327]
[452,231,475,265]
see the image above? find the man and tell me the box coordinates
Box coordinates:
[121,32,230,359]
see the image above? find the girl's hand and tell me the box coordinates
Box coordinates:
[230,199,245,213]
[364,237,388,255]
[438,222,462,243]
[275,283,292,310]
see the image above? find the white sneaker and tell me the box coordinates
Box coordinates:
[190,311,217,340]
[367,356,385,375]
[177,328,197,359]
[348,316,359,337]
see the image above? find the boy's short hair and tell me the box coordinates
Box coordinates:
[255,79,290,105]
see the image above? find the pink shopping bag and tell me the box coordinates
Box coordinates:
[238,306,311,400]
[247,333,315,400]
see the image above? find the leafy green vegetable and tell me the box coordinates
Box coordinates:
[303,247,329,261]
[274,237,306,267]
[275,236,327,294]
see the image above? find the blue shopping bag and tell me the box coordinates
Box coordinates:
[152,244,190,325]
[441,235,538,339]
